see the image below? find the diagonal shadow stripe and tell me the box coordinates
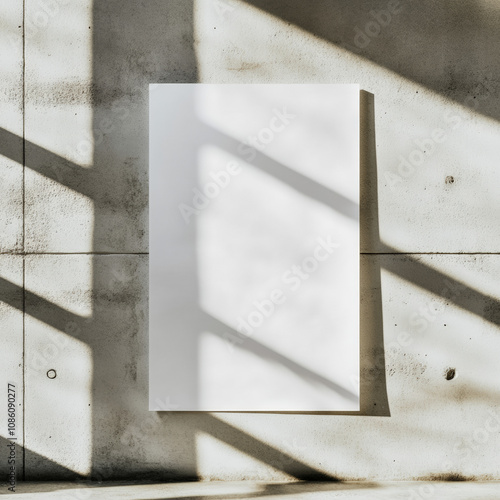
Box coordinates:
[2,119,359,222]
[0,131,496,337]
[196,414,337,481]
[201,124,359,221]
[379,243,500,328]
[0,127,90,197]
[201,312,358,404]
[0,276,85,333]
[177,480,378,500]
[0,127,23,165]
[242,0,500,124]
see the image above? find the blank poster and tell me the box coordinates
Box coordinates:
[149,84,359,411]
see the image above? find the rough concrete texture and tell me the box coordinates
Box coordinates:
[0,0,499,484]
[3,481,500,499]
[0,3,23,252]
[0,256,24,481]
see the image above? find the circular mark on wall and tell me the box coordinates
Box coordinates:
[445,176,455,184]
[47,369,57,379]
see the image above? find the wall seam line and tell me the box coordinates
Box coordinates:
[0,252,150,256]
[360,252,500,255]
[22,0,26,481]
[1,252,500,256]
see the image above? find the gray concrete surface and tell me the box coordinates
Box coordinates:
[3,481,500,499]
[0,0,499,484]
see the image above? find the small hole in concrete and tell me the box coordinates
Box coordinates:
[445,368,456,380]
[47,369,57,379]
[445,176,455,184]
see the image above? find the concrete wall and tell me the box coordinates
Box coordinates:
[1,0,499,483]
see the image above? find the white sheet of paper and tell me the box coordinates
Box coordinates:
[149,84,359,411]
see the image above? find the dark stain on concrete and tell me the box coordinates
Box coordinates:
[421,472,471,481]
[27,82,138,106]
